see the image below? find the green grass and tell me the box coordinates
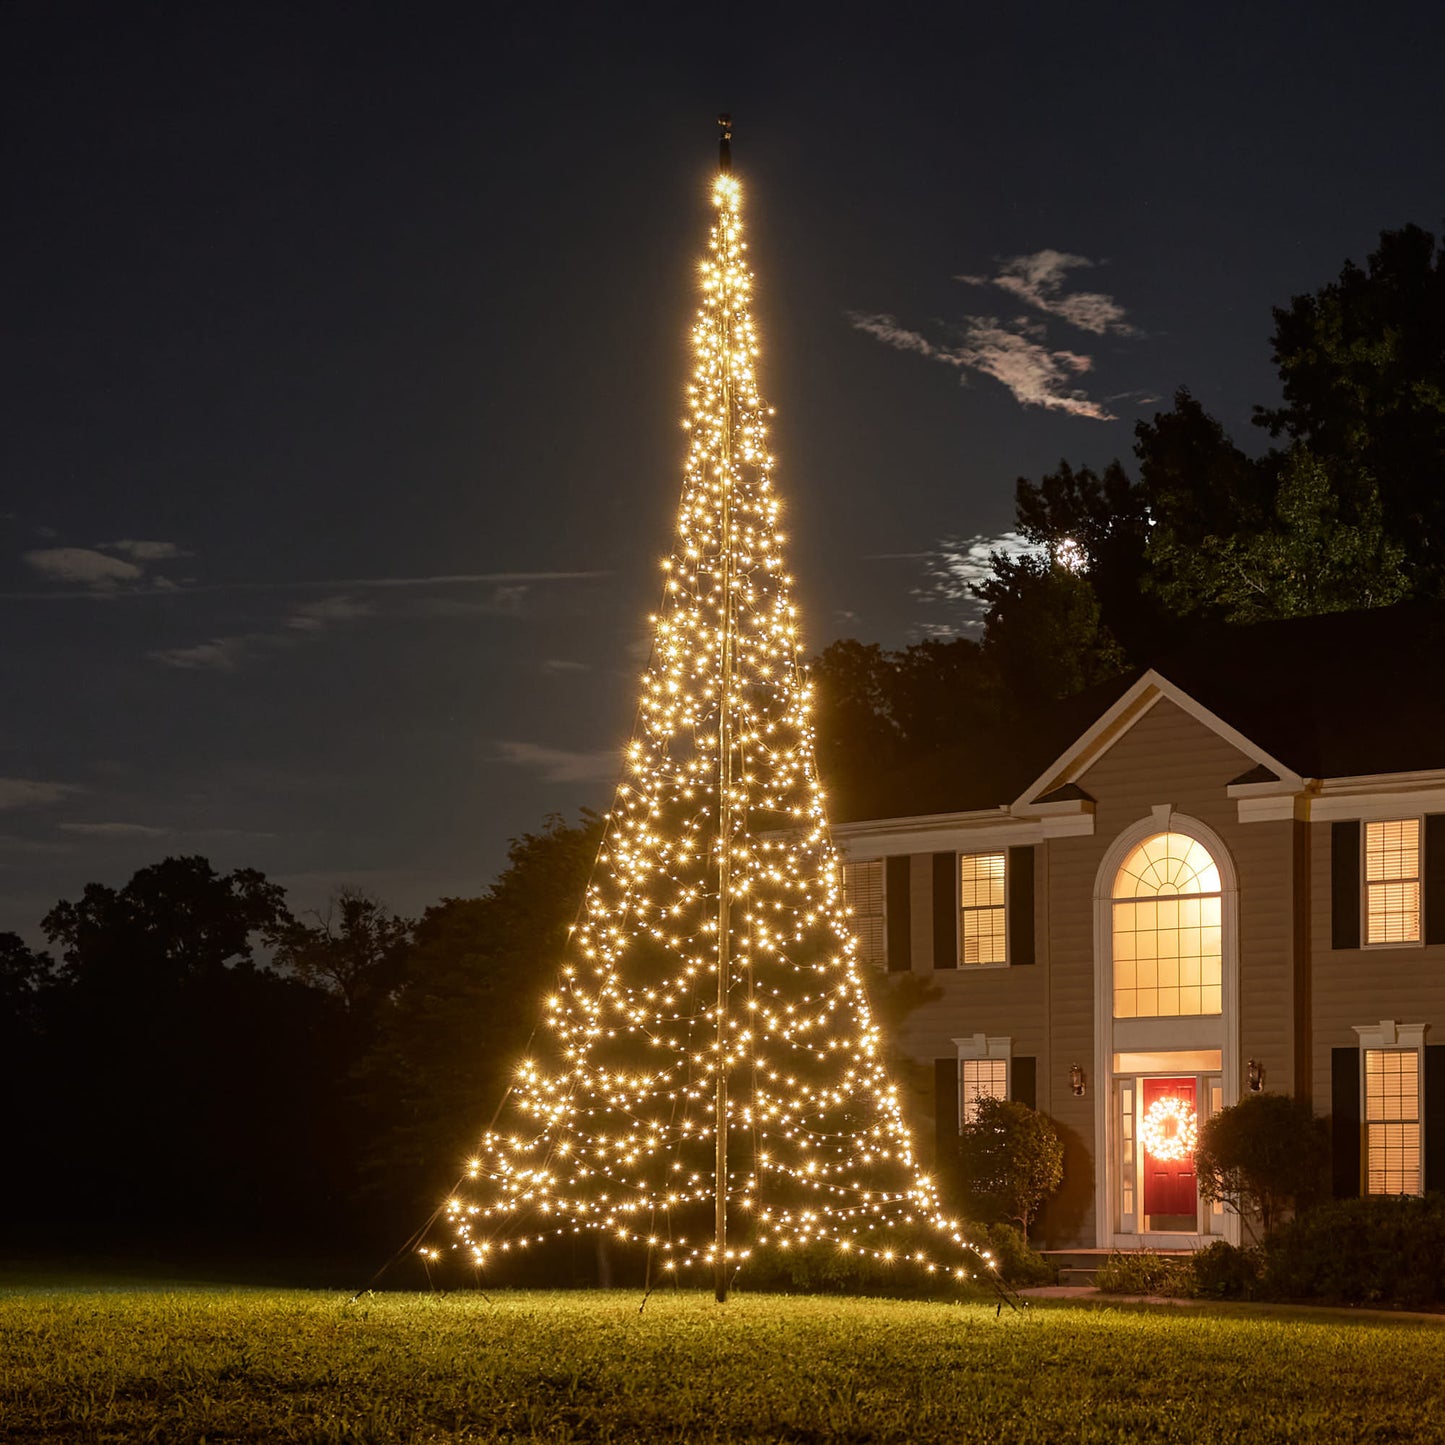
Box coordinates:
[2,1285,1443,1442]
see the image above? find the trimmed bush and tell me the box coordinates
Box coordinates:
[980,1222,1058,1287]
[1189,1240,1261,1299]
[954,1097,1064,1241]
[1261,1193,1445,1307]
[1194,1092,1328,1238]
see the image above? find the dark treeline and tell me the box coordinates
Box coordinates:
[812,224,1445,820]
[5,226,1443,1270]
[1,819,600,1266]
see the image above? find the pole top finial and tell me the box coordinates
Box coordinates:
[718,114,732,174]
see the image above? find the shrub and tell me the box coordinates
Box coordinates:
[979,1222,1058,1287]
[1261,1193,1445,1307]
[954,1096,1064,1241]
[1094,1250,1195,1297]
[1194,1092,1328,1238]
[1189,1240,1261,1299]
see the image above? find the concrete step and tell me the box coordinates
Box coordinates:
[1057,1266,1099,1287]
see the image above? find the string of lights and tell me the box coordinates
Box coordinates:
[431,137,986,1297]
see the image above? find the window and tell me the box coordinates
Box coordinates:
[841,858,885,969]
[1364,819,1421,945]
[954,1033,1012,1125]
[1364,1048,1421,1194]
[960,852,1006,964]
[1112,832,1222,1018]
[960,1057,1007,1124]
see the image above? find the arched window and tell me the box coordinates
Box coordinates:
[1112,832,1222,1018]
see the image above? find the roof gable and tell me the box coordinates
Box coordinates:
[1011,669,1305,812]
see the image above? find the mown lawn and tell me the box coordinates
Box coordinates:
[2,1285,1442,1443]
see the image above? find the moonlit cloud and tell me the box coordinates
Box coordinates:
[848,312,1114,420]
[911,531,1042,633]
[0,778,80,810]
[494,741,619,784]
[958,250,1136,336]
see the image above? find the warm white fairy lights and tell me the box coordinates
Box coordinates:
[1139,1096,1198,1163]
[437,167,984,1290]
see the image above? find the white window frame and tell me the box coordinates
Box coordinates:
[958,851,1008,968]
[1361,818,1424,949]
[953,1033,1012,1126]
[841,857,887,970]
[1353,1020,1428,1196]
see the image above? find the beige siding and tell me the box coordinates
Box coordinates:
[1308,819,1445,1112]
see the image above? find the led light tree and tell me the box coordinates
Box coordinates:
[438,120,977,1301]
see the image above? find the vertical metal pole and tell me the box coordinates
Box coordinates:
[713,174,736,1304]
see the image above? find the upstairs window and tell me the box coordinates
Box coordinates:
[1112,832,1222,1018]
[1364,820,1421,945]
[841,858,886,969]
[959,852,1006,964]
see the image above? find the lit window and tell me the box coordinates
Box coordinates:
[960,852,1006,964]
[1364,1049,1421,1194]
[1365,820,1421,945]
[841,859,885,969]
[960,1057,1007,1124]
[1112,832,1222,1018]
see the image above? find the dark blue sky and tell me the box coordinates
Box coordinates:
[3,1,1442,934]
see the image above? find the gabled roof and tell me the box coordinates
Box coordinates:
[827,601,1445,825]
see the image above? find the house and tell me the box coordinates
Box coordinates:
[832,603,1445,1249]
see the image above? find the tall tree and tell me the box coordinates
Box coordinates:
[1256,223,1445,590]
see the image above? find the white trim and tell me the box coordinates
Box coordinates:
[1013,670,1304,814]
[1311,788,1445,822]
[1092,813,1240,1248]
[832,810,1043,858]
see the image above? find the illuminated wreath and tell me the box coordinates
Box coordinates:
[1139,1096,1198,1162]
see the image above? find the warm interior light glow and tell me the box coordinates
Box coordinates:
[1364,819,1420,945]
[1112,832,1222,1018]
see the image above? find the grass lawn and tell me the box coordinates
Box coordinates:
[2,1283,1443,1443]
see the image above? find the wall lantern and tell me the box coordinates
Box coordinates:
[1247,1058,1266,1093]
[1069,1063,1086,1097]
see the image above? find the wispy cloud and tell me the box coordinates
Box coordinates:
[58,821,170,839]
[957,250,1136,336]
[851,247,1143,420]
[541,658,592,675]
[494,741,619,784]
[22,547,145,590]
[0,778,80,810]
[102,539,193,562]
[150,593,371,671]
[0,569,607,603]
[849,312,1114,420]
[21,538,192,594]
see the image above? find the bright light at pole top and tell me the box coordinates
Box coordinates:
[436,171,989,1285]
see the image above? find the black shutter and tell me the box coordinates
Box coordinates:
[1426,1046,1445,1194]
[1425,817,1445,946]
[932,852,957,970]
[1007,845,1036,965]
[885,856,912,973]
[1012,1055,1037,1111]
[934,1057,959,1164]
[1331,1046,1361,1198]
[1330,821,1361,950]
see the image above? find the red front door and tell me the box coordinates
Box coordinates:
[1141,1077,1197,1227]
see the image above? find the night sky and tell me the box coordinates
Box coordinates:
[4,2,1442,936]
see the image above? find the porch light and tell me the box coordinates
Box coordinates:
[1247,1058,1266,1093]
[1069,1063,1086,1097]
